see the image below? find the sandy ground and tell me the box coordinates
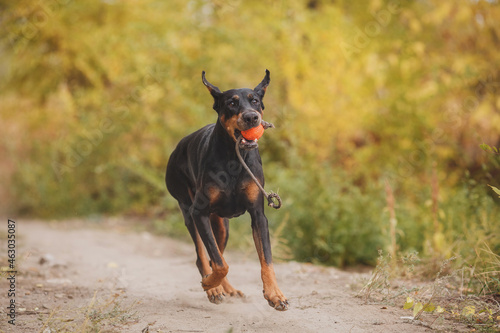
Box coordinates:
[0,219,436,333]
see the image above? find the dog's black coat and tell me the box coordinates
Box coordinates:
[165,70,288,310]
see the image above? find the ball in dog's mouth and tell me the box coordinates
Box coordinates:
[241,124,264,141]
[234,129,259,150]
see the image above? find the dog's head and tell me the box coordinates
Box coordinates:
[202,70,270,149]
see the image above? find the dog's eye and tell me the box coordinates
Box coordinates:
[228,101,238,107]
[251,99,259,105]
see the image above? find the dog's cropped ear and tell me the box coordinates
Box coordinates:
[254,69,270,110]
[202,71,222,99]
[254,69,270,99]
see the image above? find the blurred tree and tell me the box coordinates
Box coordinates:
[1,0,498,265]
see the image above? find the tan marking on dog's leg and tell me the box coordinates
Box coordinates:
[252,228,288,310]
[200,224,228,291]
[194,227,212,276]
[209,214,226,252]
[195,222,228,304]
[208,214,244,297]
[201,259,228,291]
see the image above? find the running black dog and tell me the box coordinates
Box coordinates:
[165,70,288,311]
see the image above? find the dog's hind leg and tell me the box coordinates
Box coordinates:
[209,214,229,254]
[209,214,244,297]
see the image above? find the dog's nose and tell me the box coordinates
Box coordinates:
[243,112,260,126]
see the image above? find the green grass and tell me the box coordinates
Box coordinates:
[357,249,500,332]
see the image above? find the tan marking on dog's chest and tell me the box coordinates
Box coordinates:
[242,180,261,203]
[207,186,222,204]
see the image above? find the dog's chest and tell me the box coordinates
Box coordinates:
[203,176,259,218]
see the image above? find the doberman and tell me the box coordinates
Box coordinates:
[165,70,288,311]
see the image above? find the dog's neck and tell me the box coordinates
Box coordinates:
[211,118,237,153]
[210,118,257,160]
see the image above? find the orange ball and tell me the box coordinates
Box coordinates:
[241,124,264,141]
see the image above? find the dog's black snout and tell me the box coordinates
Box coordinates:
[243,112,260,126]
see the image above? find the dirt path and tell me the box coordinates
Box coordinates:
[0,219,432,332]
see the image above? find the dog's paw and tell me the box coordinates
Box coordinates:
[226,289,245,298]
[201,271,226,291]
[221,278,245,298]
[263,287,289,311]
[206,285,225,304]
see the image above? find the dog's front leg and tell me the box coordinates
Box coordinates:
[249,207,289,311]
[192,214,228,290]
[190,197,229,293]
